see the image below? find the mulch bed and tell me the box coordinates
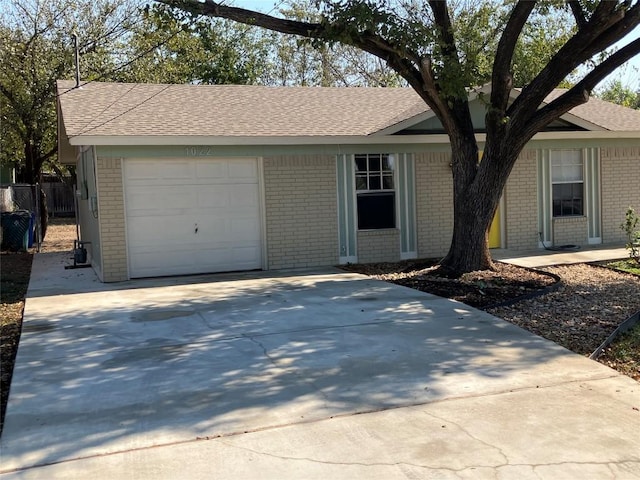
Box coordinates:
[341,259,558,308]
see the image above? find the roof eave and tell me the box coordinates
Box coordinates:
[67,130,640,147]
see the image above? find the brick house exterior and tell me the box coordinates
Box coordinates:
[57,81,640,282]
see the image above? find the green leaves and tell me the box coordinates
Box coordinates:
[117,6,271,85]
[599,80,640,108]
[0,0,139,182]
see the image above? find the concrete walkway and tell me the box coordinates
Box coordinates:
[1,251,639,479]
[493,244,628,268]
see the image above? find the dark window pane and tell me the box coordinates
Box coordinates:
[381,154,393,171]
[357,192,395,229]
[552,183,583,216]
[355,156,367,172]
[369,155,381,172]
[383,175,394,189]
[355,175,367,190]
[553,199,562,217]
[369,175,381,190]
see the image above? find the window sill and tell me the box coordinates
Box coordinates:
[553,216,587,223]
[357,228,399,233]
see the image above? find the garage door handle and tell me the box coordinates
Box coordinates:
[195,224,198,234]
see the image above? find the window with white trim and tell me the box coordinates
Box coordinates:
[551,150,584,217]
[355,153,395,229]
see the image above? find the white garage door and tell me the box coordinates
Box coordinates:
[124,158,262,278]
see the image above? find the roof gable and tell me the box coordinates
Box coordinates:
[377,86,628,135]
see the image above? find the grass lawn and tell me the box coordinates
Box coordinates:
[597,257,640,380]
[599,322,640,380]
[606,258,640,276]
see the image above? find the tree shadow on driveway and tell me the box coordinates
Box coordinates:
[0,260,602,473]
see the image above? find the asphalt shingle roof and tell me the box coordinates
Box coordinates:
[57,80,640,139]
[57,80,426,138]
[543,89,640,131]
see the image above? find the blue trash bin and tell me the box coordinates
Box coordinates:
[1,210,32,251]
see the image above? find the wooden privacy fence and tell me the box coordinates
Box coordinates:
[42,181,75,217]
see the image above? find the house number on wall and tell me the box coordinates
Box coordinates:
[185,146,214,157]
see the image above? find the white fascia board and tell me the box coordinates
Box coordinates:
[372,112,432,136]
[68,130,640,147]
[555,112,607,131]
[372,86,492,136]
[530,131,640,140]
[69,134,454,146]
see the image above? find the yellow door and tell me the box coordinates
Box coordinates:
[488,205,501,248]
[479,151,502,248]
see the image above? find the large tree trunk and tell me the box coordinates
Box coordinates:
[439,138,517,276]
[440,193,495,275]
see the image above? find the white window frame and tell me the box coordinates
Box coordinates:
[551,149,584,217]
[354,153,396,230]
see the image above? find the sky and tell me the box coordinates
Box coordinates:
[231,0,639,91]
[606,25,640,91]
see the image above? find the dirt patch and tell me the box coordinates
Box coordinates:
[39,217,77,253]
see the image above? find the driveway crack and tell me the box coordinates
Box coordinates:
[241,333,330,404]
[242,333,279,369]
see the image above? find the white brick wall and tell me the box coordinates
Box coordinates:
[504,149,539,250]
[553,216,588,245]
[415,152,453,258]
[601,147,640,244]
[263,155,338,269]
[96,157,128,282]
[357,229,400,263]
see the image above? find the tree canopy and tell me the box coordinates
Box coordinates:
[599,79,640,108]
[0,0,138,183]
[158,0,640,274]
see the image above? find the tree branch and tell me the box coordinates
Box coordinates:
[425,2,471,120]
[509,1,640,130]
[158,0,421,78]
[568,0,588,29]
[158,0,324,38]
[530,36,640,131]
[158,0,455,119]
[40,145,58,163]
[491,1,535,111]
[427,0,457,57]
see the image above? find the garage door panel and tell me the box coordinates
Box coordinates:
[124,158,262,278]
[228,159,258,180]
[196,160,228,179]
[198,187,230,208]
[231,218,260,240]
[127,160,194,182]
[129,246,261,277]
[127,188,198,215]
[127,215,201,246]
[229,184,259,207]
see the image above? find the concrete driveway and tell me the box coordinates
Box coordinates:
[1,252,639,479]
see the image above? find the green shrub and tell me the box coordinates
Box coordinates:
[620,207,640,264]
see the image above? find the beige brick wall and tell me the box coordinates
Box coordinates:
[601,147,640,244]
[96,157,128,282]
[504,149,539,250]
[263,155,338,269]
[415,152,454,258]
[552,216,588,245]
[357,229,400,263]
